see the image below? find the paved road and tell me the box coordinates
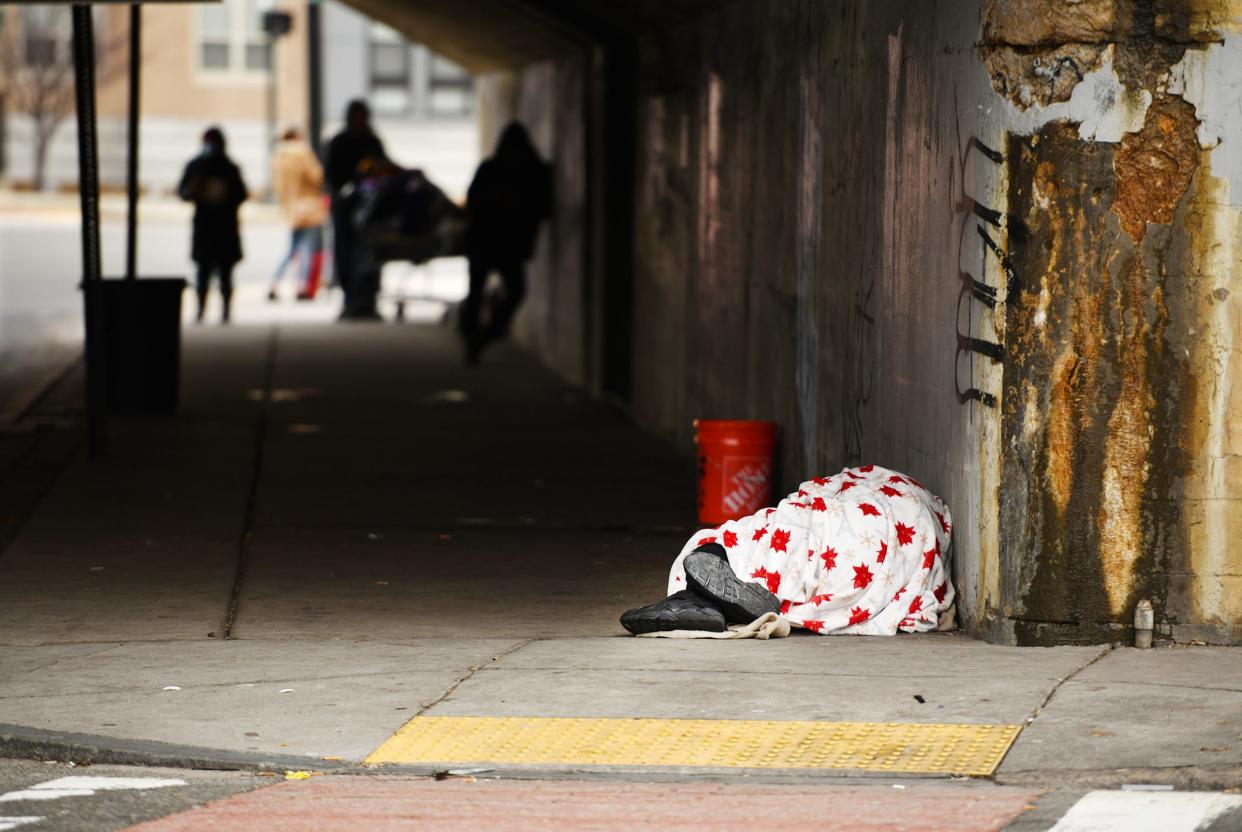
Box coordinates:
[0,759,263,832]
[2,758,1240,831]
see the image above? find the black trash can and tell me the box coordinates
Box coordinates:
[90,278,186,413]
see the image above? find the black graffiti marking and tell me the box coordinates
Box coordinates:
[967,136,1004,165]
[972,199,1004,228]
[955,286,1002,408]
[977,224,1021,297]
[950,135,1007,409]
[960,269,998,309]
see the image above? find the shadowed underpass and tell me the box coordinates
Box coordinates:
[0,323,1237,800]
[0,323,693,646]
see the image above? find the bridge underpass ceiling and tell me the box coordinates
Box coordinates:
[338,0,735,71]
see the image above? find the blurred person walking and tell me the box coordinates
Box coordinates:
[459,122,552,364]
[269,127,328,301]
[178,126,248,324]
[324,100,388,320]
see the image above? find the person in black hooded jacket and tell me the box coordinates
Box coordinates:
[178,126,248,323]
[459,122,552,363]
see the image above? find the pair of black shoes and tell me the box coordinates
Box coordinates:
[621,545,782,635]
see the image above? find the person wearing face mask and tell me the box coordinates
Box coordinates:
[177,126,249,323]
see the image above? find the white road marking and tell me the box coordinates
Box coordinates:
[0,776,186,804]
[0,819,42,831]
[1050,790,1242,832]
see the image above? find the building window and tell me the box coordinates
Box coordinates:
[368,23,409,115]
[198,0,273,75]
[428,55,472,116]
[20,6,71,67]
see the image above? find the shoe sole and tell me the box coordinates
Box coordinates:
[684,551,782,624]
[620,599,726,635]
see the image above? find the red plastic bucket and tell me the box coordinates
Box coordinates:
[695,419,777,525]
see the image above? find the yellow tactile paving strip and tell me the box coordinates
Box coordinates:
[365,717,1022,776]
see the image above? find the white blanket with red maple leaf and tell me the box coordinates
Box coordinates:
[667,465,954,635]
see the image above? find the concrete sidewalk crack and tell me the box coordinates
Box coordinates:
[221,325,279,640]
[414,638,535,717]
[1023,643,1115,726]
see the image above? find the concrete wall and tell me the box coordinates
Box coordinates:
[478,0,1242,645]
[629,1,1010,640]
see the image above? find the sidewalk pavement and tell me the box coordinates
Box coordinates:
[0,322,1238,790]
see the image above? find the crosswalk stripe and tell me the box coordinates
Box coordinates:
[1049,790,1242,832]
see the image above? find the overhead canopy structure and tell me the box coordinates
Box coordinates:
[338,0,737,71]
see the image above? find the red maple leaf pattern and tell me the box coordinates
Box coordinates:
[933,582,948,603]
[858,503,881,517]
[935,510,951,535]
[877,541,888,563]
[812,477,830,486]
[802,619,826,633]
[909,595,924,614]
[888,475,905,485]
[779,600,792,615]
[923,546,937,570]
[810,593,833,605]
[798,489,808,497]
[893,587,906,601]
[722,530,738,548]
[697,536,717,546]
[770,528,791,552]
[839,480,857,493]
[846,471,864,479]
[811,497,827,512]
[895,522,915,546]
[858,464,874,473]
[752,527,768,541]
[848,606,870,626]
[853,563,874,589]
[880,485,903,498]
[820,547,838,569]
[750,566,782,594]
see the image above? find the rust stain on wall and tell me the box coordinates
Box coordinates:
[1096,256,1159,615]
[1112,95,1201,241]
[981,0,1121,45]
[1001,107,1202,641]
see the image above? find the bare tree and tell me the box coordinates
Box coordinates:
[0,7,120,191]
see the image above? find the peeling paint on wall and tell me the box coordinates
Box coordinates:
[991,0,1239,644]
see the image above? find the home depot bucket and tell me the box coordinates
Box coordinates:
[695,420,777,525]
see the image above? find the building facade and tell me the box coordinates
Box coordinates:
[0,0,477,200]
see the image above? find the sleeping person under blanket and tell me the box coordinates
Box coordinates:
[621,465,955,636]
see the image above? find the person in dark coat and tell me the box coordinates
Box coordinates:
[459,122,553,363]
[177,126,248,323]
[324,99,388,319]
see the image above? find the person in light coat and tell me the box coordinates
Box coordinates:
[269,127,328,301]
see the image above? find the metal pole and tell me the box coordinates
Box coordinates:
[307,0,322,156]
[125,3,141,281]
[72,3,107,459]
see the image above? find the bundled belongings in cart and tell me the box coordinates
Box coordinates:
[352,167,466,275]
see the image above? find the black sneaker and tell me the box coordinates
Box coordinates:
[620,589,727,635]
[683,550,781,624]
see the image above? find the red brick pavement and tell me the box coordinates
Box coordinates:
[125,776,1040,831]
